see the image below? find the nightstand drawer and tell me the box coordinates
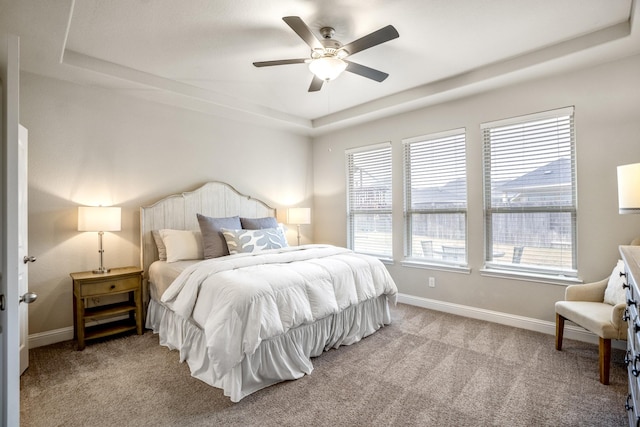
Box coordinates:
[80,276,139,297]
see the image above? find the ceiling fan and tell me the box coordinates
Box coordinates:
[253,16,399,92]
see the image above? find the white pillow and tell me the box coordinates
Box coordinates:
[603,259,626,306]
[221,227,288,255]
[158,229,203,263]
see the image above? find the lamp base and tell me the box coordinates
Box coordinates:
[92,266,110,274]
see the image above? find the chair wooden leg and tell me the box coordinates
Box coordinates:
[555,313,565,351]
[599,337,611,385]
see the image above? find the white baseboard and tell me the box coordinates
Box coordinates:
[28,295,625,351]
[27,314,130,349]
[28,327,73,349]
[397,293,627,350]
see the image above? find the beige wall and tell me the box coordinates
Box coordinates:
[312,54,640,323]
[21,72,313,335]
[20,53,640,337]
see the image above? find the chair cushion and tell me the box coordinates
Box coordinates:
[555,300,626,340]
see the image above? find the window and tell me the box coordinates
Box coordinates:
[346,143,393,259]
[482,107,577,277]
[403,129,467,265]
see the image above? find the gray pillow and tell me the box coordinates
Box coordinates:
[240,216,278,230]
[196,214,242,259]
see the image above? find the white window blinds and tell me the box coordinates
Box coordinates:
[346,143,393,259]
[482,107,577,276]
[403,129,467,265]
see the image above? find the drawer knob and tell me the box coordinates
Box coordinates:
[627,394,634,411]
[632,356,640,377]
[624,282,631,290]
[624,309,631,322]
[626,350,633,366]
[110,284,116,290]
[629,299,637,307]
[621,271,629,279]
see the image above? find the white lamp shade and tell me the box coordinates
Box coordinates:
[618,163,640,214]
[78,206,121,232]
[287,207,311,225]
[308,57,347,81]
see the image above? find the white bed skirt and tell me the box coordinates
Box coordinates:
[146,295,392,402]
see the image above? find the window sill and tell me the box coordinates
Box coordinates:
[479,267,582,286]
[401,259,471,274]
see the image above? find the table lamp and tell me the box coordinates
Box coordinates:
[618,163,640,214]
[78,206,121,273]
[287,207,311,246]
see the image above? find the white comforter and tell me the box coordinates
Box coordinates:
[161,244,397,379]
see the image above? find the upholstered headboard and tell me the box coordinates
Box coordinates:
[140,182,276,303]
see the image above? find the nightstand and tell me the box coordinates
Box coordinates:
[71,266,143,350]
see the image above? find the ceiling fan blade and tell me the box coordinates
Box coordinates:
[253,58,308,67]
[345,61,389,82]
[283,16,323,50]
[308,75,324,92]
[340,25,399,56]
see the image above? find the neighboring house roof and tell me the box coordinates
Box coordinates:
[411,158,572,206]
[412,178,466,205]
[496,158,572,193]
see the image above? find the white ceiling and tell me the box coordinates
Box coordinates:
[1,0,638,134]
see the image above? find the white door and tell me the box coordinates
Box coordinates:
[18,124,33,374]
[1,33,21,427]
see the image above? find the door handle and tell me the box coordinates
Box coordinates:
[23,255,36,264]
[19,292,37,304]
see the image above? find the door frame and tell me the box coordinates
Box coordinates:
[1,33,21,427]
[18,124,28,374]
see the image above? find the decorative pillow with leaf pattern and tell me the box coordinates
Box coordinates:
[221,227,288,255]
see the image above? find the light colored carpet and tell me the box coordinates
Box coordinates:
[21,303,628,426]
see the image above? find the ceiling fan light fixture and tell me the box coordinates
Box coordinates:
[254,17,399,91]
[308,56,347,81]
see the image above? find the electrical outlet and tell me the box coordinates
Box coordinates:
[428,277,435,288]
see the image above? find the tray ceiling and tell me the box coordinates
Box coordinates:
[1,0,638,134]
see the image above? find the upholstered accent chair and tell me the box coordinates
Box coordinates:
[555,265,627,385]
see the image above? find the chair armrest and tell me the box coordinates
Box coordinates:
[611,303,628,330]
[565,278,609,302]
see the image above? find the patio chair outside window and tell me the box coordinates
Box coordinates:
[512,246,524,263]
[442,245,465,262]
[421,240,433,258]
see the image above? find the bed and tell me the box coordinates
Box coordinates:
[141,182,397,402]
